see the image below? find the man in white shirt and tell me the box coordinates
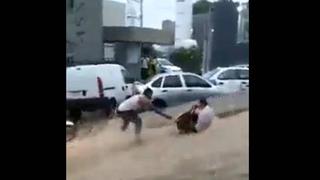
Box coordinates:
[191,99,215,133]
[141,57,149,80]
[117,88,172,139]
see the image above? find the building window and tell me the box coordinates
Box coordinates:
[68,0,74,10]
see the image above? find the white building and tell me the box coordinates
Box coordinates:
[103,0,127,61]
[126,0,141,27]
[237,2,249,43]
[175,0,193,46]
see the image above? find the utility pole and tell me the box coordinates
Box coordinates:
[140,0,143,27]
[138,0,143,59]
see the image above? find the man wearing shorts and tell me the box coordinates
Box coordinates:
[117,88,172,139]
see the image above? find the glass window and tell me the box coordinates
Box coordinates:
[163,75,182,88]
[151,77,163,88]
[238,69,249,80]
[158,59,173,66]
[218,70,238,80]
[203,68,221,79]
[183,75,211,88]
[121,69,134,83]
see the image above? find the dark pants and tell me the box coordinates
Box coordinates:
[117,110,142,135]
[141,68,148,80]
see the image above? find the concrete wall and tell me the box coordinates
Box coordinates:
[66,0,104,63]
[114,43,141,80]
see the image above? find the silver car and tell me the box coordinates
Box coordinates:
[135,72,220,107]
[202,66,249,94]
[156,58,182,73]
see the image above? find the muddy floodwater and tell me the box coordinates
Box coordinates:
[67,110,248,180]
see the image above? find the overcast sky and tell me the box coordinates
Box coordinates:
[111,0,248,29]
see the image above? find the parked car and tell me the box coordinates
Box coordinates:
[135,72,220,107]
[202,66,249,94]
[156,58,182,73]
[231,64,249,68]
[66,64,135,121]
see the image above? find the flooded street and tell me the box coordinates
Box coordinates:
[67,110,248,180]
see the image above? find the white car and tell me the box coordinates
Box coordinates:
[156,58,182,73]
[231,64,249,68]
[135,72,219,107]
[202,66,249,94]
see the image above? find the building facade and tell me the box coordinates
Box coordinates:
[192,0,249,72]
[66,0,104,64]
[66,0,174,80]
[175,0,193,46]
[102,0,127,61]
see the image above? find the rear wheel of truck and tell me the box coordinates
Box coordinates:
[66,125,77,142]
[69,108,82,123]
[105,98,117,118]
[152,98,167,109]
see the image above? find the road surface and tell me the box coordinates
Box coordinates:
[67,111,248,180]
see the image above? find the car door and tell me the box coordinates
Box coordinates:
[149,76,164,98]
[159,75,184,106]
[182,74,214,101]
[215,69,242,94]
[238,69,249,91]
[97,67,126,103]
[120,68,136,97]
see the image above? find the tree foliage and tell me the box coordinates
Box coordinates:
[170,47,202,74]
[193,0,212,15]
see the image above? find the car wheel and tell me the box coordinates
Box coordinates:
[69,109,82,122]
[66,125,77,142]
[152,98,167,109]
[105,98,117,118]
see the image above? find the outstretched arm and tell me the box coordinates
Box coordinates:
[137,97,172,119]
[152,107,172,120]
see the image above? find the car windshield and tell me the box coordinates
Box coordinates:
[203,68,220,79]
[158,59,173,66]
[145,74,163,84]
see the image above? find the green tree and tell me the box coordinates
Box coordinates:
[193,0,212,15]
[170,47,202,74]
